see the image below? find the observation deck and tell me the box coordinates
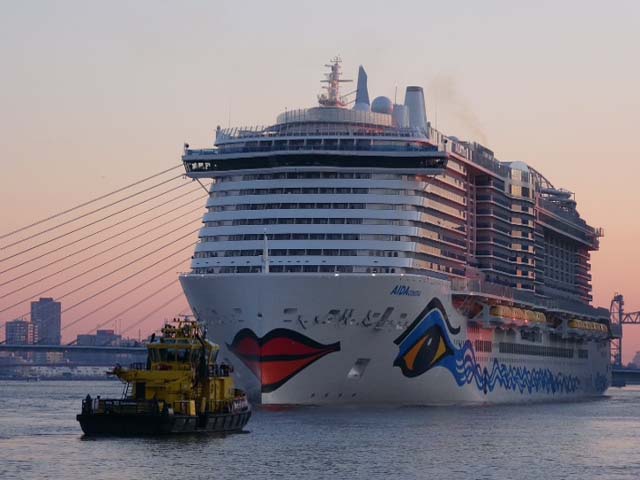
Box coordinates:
[183,122,449,177]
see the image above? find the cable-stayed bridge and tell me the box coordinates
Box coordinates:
[0,164,207,348]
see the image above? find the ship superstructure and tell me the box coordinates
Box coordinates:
[179,59,611,404]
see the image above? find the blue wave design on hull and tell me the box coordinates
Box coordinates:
[442,341,580,395]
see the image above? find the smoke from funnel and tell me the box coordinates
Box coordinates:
[429,73,487,144]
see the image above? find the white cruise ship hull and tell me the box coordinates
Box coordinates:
[180,273,610,405]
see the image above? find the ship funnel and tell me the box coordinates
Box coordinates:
[353,66,370,112]
[404,86,428,131]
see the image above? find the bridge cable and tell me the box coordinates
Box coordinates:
[0,227,199,315]
[0,185,207,276]
[61,263,187,334]
[120,291,188,336]
[0,208,201,300]
[0,164,183,241]
[57,244,193,318]
[60,255,190,331]
[1,173,186,251]
[0,242,195,333]
[70,278,180,341]
[0,209,203,300]
[0,193,206,286]
[0,249,191,336]
[0,179,192,263]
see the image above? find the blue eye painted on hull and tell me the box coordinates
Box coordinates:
[393,309,455,377]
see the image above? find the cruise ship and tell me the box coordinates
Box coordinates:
[179,58,611,404]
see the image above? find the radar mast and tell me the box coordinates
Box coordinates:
[317,56,352,107]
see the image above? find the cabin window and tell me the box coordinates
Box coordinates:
[176,349,190,362]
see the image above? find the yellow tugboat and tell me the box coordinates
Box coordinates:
[76,318,251,436]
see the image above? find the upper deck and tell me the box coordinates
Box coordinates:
[183,119,600,245]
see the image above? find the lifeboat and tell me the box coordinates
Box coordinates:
[489,305,545,328]
[567,319,608,339]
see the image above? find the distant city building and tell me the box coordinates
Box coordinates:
[68,330,143,367]
[75,329,122,347]
[31,297,61,345]
[5,319,35,345]
[95,329,121,346]
[76,334,96,346]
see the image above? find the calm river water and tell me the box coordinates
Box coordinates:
[1,380,640,479]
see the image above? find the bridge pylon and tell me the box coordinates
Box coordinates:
[610,294,624,367]
[609,294,640,367]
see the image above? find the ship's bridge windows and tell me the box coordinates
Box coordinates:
[149,348,160,362]
[176,348,191,362]
[165,349,177,362]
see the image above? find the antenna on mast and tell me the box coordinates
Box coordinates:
[317,56,352,107]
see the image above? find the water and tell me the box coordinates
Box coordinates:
[2,381,640,479]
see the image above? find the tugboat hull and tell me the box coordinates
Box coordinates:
[76,410,251,436]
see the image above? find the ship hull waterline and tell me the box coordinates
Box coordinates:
[179,273,611,406]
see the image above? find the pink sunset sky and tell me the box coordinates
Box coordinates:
[1,2,639,360]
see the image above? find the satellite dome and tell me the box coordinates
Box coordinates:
[371,96,393,114]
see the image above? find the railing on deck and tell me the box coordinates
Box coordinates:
[186,142,441,157]
[215,124,426,142]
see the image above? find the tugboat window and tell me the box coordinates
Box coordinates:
[177,349,189,362]
[150,349,160,362]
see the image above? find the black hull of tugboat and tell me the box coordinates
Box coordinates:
[76,410,251,436]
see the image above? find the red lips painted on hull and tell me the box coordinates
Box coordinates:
[227,328,341,393]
